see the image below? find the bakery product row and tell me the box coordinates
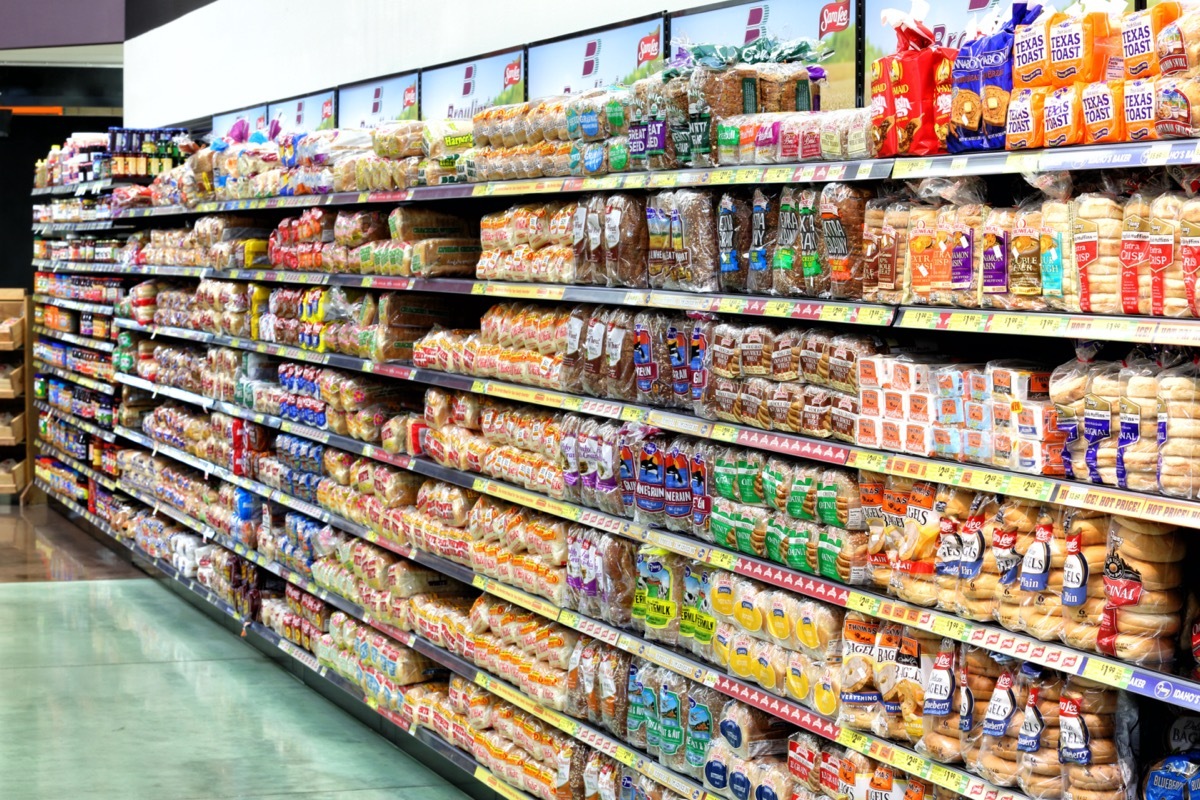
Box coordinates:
[63,387,1200,800]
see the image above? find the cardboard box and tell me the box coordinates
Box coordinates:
[0,459,27,493]
[0,290,24,350]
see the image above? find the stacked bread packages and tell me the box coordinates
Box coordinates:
[1058,677,1137,800]
[1016,668,1065,799]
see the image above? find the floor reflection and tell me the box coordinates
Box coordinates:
[0,504,141,583]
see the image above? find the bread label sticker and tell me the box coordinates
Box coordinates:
[1019,522,1052,591]
[1102,540,1145,607]
[958,676,976,731]
[718,196,739,274]
[924,646,956,716]
[1116,397,1145,489]
[619,440,638,509]
[1061,531,1090,605]
[936,516,962,579]
[982,669,1017,735]
[1121,209,1152,314]
[658,686,685,755]
[1017,684,1046,751]
[1150,217,1176,316]
[1082,393,1112,483]
[632,323,658,394]
[878,223,899,290]
[689,324,709,402]
[704,749,730,791]
[664,444,691,521]
[958,511,986,579]
[750,192,770,273]
[908,217,937,297]
[1058,696,1091,763]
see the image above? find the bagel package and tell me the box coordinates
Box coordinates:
[1060,510,1112,652]
[975,658,1031,786]
[936,485,976,611]
[1058,676,1138,800]
[918,637,962,763]
[992,498,1040,633]
[1017,505,1067,642]
[956,493,1001,621]
[959,644,1002,767]
[1098,515,1185,665]
[838,612,882,732]
[1072,193,1125,314]
[892,479,942,606]
[1016,668,1066,800]
[1157,359,1200,498]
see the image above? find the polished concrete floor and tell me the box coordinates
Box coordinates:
[0,505,471,800]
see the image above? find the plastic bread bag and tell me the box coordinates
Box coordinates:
[868,621,909,741]
[655,670,691,773]
[1158,358,1200,498]
[1079,359,1122,488]
[1016,505,1067,642]
[1099,514,1185,666]
[661,437,694,535]
[1049,342,1103,482]
[837,612,881,732]
[958,644,1002,769]
[1063,192,1124,315]
[671,189,720,293]
[746,188,779,295]
[1147,191,1188,317]
[703,737,736,799]
[593,422,624,517]
[561,305,595,397]
[604,308,637,402]
[1059,508,1112,652]
[918,637,962,763]
[717,698,791,760]
[875,199,912,305]
[647,192,674,290]
[1058,676,1137,800]
[1116,350,1167,493]
[580,308,610,398]
[633,310,675,408]
[636,546,685,647]
[633,434,670,529]
[903,203,942,305]
[683,562,717,661]
[688,313,717,417]
[823,183,875,300]
[718,192,752,293]
[893,480,942,607]
[993,497,1040,633]
[863,471,895,593]
[1016,667,1066,799]
[956,493,1001,622]
[975,658,1029,786]
[690,441,716,542]
[604,193,648,289]
[577,194,607,285]
[596,647,632,739]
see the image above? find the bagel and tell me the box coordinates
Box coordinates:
[920,730,963,761]
[1068,763,1128,790]
[1110,516,1178,536]
[986,734,1021,760]
[1111,632,1176,663]
[966,648,1003,675]
[1061,620,1098,649]
[1110,528,1185,562]
[1019,744,1065,776]
[1019,769,1065,796]
[1113,608,1182,635]
[934,714,963,736]
[980,752,1019,783]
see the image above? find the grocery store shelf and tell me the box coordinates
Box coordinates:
[33,400,116,442]
[36,478,531,800]
[33,324,115,352]
[32,258,125,274]
[31,178,123,197]
[33,294,115,316]
[35,360,115,394]
[892,139,1200,179]
[110,371,1200,725]
[116,319,1200,528]
[105,462,706,800]
[893,307,1200,347]
[36,439,118,491]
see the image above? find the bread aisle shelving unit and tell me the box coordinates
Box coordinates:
[29,479,534,800]
[35,134,1200,800]
[107,315,1200,529]
[106,368,1200,716]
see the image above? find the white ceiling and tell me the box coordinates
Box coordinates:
[0,43,122,67]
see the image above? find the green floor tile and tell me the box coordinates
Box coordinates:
[0,578,470,800]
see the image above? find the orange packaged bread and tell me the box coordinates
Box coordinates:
[1123,3,1182,79]
[1044,84,1084,148]
[1048,12,1119,89]
[1006,88,1046,150]
[1123,78,1158,141]
[1081,81,1124,144]
[1013,8,1058,89]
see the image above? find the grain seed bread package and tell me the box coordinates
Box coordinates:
[671,189,720,293]
[604,193,648,289]
[1016,668,1066,800]
[718,193,752,294]
[862,197,890,303]
[748,189,779,295]
[824,183,875,300]
[1058,677,1138,800]
[1099,515,1185,665]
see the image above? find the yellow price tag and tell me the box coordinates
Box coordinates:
[620,406,648,422]
[1005,152,1041,172]
[892,751,928,776]
[950,157,969,172]
[706,549,739,570]
[624,175,648,189]
[928,765,968,792]
[472,478,488,492]
[989,313,1027,335]
[1008,476,1054,502]
[926,463,962,484]
[709,169,735,184]
[855,307,893,326]
[947,313,985,332]
[848,450,889,472]
[931,616,968,640]
[796,165,817,181]
[735,168,762,183]
[650,173,679,187]
[763,167,795,183]
[820,305,850,323]
[558,610,581,628]
[472,575,488,590]
[711,425,739,442]
[900,309,939,329]
[837,728,872,752]
[855,162,875,180]
[892,158,933,179]
[846,592,882,615]
[613,747,638,767]
[763,300,793,317]
[1026,315,1068,336]
[717,297,746,314]
[1081,658,1133,688]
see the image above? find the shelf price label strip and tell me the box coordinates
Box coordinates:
[34,360,116,394]
[33,325,115,352]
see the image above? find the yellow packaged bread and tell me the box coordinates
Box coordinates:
[1014,9,1060,88]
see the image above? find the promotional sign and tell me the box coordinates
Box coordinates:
[268,90,337,133]
[422,48,525,120]
[670,0,857,108]
[338,72,419,127]
[527,18,665,99]
[862,0,1133,94]
[211,105,268,138]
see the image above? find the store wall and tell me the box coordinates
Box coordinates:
[123,0,703,127]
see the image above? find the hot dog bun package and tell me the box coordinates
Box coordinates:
[872,1,956,157]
